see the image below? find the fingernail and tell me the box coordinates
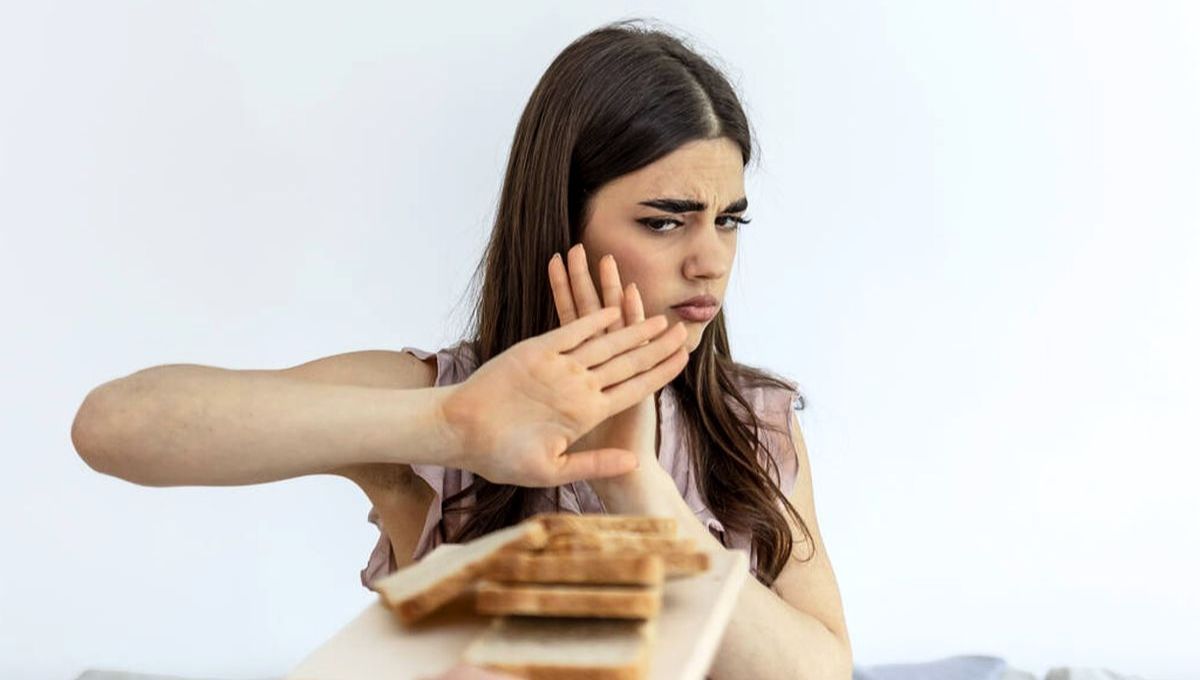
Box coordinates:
[551,252,562,263]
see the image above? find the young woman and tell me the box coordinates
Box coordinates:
[72,19,851,680]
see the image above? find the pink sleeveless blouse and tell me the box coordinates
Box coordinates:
[360,340,803,589]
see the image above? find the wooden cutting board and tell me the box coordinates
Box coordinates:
[286,545,749,680]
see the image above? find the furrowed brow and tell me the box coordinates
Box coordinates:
[637,196,748,214]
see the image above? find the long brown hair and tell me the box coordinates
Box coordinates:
[441,18,814,586]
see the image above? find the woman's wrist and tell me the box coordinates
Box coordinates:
[590,464,676,517]
[382,384,470,469]
[431,384,474,467]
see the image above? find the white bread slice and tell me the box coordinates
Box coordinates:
[369,520,547,625]
[462,616,656,680]
[530,512,677,537]
[475,581,662,619]
[484,553,665,586]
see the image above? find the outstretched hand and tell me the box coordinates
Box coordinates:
[441,298,687,488]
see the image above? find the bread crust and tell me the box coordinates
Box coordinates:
[484,553,665,586]
[475,582,662,619]
[481,660,648,680]
[530,512,677,537]
[660,550,710,578]
[544,531,694,554]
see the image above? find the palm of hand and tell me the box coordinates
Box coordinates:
[567,395,658,468]
[446,302,689,487]
[452,342,619,468]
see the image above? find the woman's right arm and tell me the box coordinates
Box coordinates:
[70,353,461,488]
[71,307,688,489]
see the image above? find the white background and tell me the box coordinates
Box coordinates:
[2,2,1197,679]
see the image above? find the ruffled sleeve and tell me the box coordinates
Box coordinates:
[359,506,395,588]
[741,377,804,498]
[777,379,805,498]
[407,463,474,562]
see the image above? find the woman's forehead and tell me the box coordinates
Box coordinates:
[601,140,746,206]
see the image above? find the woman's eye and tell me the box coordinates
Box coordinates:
[637,218,684,233]
[718,215,752,231]
[636,215,752,233]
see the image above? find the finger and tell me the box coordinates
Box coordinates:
[592,321,688,387]
[545,306,622,353]
[621,284,639,337]
[553,448,639,485]
[566,314,669,368]
[548,253,577,326]
[602,345,690,412]
[627,283,648,347]
[627,282,646,325]
[598,254,624,333]
[567,243,603,319]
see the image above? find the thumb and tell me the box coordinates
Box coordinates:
[554,448,639,484]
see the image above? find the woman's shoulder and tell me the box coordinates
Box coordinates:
[724,363,805,493]
[725,361,804,418]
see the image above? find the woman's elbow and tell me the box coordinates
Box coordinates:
[71,385,136,480]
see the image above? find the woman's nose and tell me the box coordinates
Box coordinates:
[682,223,731,280]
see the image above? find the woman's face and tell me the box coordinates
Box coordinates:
[580,136,746,352]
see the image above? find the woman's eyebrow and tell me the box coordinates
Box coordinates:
[637,196,748,214]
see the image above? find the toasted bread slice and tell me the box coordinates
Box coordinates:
[538,526,709,578]
[660,550,711,578]
[484,552,665,586]
[544,530,694,553]
[530,512,677,537]
[463,616,656,680]
[369,520,547,625]
[475,581,662,619]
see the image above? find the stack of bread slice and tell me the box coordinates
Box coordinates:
[368,513,710,679]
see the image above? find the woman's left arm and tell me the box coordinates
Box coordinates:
[600,413,853,680]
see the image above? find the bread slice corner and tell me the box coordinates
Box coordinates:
[369,519,548,625]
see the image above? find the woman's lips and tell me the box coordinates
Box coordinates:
[672,303,719,322]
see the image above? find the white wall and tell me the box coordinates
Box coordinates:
[2,2,1196,679]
